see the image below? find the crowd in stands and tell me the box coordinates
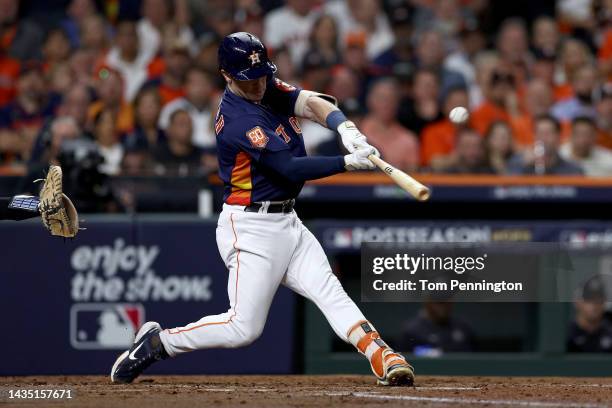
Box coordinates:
[0,0,610,178]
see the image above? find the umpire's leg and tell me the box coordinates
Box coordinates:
[0,196,40,221]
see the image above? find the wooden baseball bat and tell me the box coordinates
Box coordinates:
[368,155,431,201]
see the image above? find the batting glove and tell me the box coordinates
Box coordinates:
[337,121,368,153]
[344,146,377,171]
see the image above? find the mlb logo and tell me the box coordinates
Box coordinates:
[70,303,145,350]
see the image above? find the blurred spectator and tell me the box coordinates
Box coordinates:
[444,25,487,99]
[437,127,493,174]
[144,39,190,106]
[25,115,84,184]
[328,65,362,113]
[48,63,74,95]
[264,0,318,65]
[123,86,165,150]
[558,0,596,36]
[105,18,160,102]
[413,0,477,43]
[485,121,516,174]
[1,0,611,186]
[121,142,153,176]
[29,84,93,164]
[43,116,83,166]
[92,109,123,175]
[273,46,299,85]
[79,15,111,58]
[470,64,519,136]
[41,28,72,73]
[555,38,592,100]
[203,7,236,42]
[341,32,373,100]
[568,275,612,353]
[371,4,413,76]
[195,36,222,81]
[399,301,475,354]
[159,67,217,149]
[302,15,342,69]
[326,0,394,60]
[361,78,419,172]
[0,0,44,60]
[560,116,612,176]
[414,29,466,92]
[69,48,97,88]
[496,18,530,83]
[138,0,195,60]
[0,63,61,163]
[551,64,599,121]
[61,0,99,48]
[301,50,333,93]
[531,16,560,59]
[510,78,555,147]
[58,84,92,130]
[420,86,469,169]
[507,114,583,175]
[600,29,612,81]
[398,69,442,136]
[469,51,499,109]
[0,50,20,107]
[153,109,204,176]
[596,84,612,149]
[531,53,558,98]
[236,2,265,39]
[87,67,134,135]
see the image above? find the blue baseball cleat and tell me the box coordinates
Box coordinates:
[110,321,169,384]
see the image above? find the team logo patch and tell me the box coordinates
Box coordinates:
[246,126,269,149]
[249,51,261,66]
[274,78,296,92]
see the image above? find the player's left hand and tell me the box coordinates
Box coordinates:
[344,146,377,171]
[356,141,380,158]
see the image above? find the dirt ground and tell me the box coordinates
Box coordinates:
[1,375,611,408]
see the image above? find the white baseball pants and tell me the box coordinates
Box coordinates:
[159,204,366,356]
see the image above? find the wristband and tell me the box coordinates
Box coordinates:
[325,110,348,131]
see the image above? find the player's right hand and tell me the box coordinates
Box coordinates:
[344,146,377,171]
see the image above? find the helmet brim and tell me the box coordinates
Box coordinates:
[231,61,277,81]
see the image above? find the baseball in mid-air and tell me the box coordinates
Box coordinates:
[449,106,469,124]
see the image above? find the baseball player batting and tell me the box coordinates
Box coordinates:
[111,32,415,387]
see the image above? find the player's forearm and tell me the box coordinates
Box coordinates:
[260,150,345,182]
[304,95,340,127]
[300,95,373,155]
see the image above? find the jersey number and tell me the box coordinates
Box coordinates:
[275,125,291,143]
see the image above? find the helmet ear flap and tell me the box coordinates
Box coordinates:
[220,70,233,84]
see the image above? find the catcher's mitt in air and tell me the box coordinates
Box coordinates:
[38,165,80,238]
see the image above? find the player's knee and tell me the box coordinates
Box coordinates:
[229,323,264,348]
